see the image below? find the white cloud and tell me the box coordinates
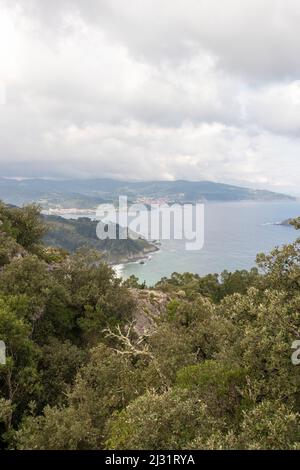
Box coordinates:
[243,81,300,135]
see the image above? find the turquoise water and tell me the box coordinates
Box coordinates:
[116,201,300,286]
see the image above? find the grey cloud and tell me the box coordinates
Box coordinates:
[10,0,300,81]
[1,118,299,195]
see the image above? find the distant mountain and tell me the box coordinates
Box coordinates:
[0,177,295,208]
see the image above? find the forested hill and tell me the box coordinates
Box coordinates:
[0,203,157,264]
[0,202,300,450]
[42,214,157,264]
[0,177,294,208]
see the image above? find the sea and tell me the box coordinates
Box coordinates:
[59,201,300,286]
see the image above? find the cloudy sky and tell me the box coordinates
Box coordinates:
[0,0,300,195]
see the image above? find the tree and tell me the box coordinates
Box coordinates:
[106,389,223,450]
[15,344,149,449]
[0,203,46,251]
[0,298,41,436]
[190,401,300,450]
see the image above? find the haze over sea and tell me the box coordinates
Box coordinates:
[62,201,300,286]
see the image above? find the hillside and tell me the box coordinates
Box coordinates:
[43,214,158,264]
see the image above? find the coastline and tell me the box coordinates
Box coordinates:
[109,243,160,267]
[42,209,161,268]
[111,243,161,277]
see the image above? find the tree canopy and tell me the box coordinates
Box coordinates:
[0,203,300,450]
